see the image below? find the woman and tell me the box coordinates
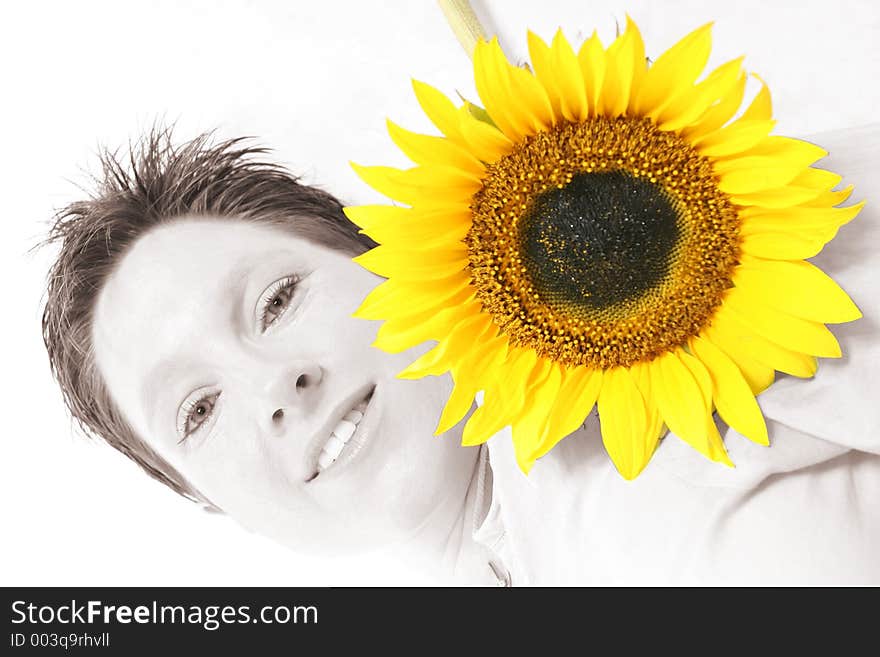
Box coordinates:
[42,130,500,584]
[42,127,880,586]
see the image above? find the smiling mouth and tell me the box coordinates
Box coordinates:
[306,385,375,482]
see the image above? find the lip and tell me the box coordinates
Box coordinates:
[304,382,377,482]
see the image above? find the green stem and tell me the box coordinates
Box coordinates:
[437,0,488,60]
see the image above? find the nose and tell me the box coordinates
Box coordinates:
[260,360,323,434]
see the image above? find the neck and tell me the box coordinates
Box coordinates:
[404,458,488,584]
[393,437,490,584]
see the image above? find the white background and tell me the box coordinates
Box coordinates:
[1,0,877,586]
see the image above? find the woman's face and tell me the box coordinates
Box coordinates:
[91,217,477,555]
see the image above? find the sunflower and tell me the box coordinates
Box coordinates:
[345,17,864,479]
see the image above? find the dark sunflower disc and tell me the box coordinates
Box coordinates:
[518,170,683,318]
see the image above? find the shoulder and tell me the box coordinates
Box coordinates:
[486,413,880,584]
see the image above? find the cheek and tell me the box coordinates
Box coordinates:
[333,262,384,316]
[179,417,279,511]
[375,377,463,488]
[304,269,383,353]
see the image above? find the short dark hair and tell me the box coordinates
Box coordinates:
[41,128,376,503]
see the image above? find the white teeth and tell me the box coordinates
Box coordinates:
[315,392,373,473]
[318,450,336,470]
[333,420,357,442]
[324,434,345,458]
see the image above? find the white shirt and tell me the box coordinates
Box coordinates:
[470,124,880,586]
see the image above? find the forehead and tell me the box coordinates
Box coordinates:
[109,217,313,288]
[97,219,290,334]
[97,215,337,310]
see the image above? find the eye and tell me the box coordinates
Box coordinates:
[257,275,300,331]
[177,391,221,442]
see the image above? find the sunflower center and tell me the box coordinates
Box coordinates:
[467,117,741,369]
[519,170,682,315]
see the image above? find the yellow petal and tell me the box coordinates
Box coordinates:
[715,154,807,194]
[738,73,772,122]
[689,335,769,445]
[461,348,535,445]
[353,273,470,320]
[732,256,862,323]
[656,57,744,132]
[728,185,825,208]
[411,79,464,143]
[353,243,468,280]
[369,282,473,330]
[457,106,514,163]
[358,207,472,249]
[710,306,818,378]
[801,184,854,208]
[716,135,827,168]
[577,30,605,117]
[703,324,775,394]
[398,312,490,381]
[621,14,648,111]
[397,163,482,190]
[598,366,655,480]
[350,164,414,204]
[606,14,648,114]
[459,404,497,447]
[600,14,644,117]
[473,38,532,140]
[695,119,776,158]
[739,231,824,260]
[504,347,538,409]
[723,291,842,358]
[680,71,747,140]
[434,318,503,434]
[738,201,864,243]
[789,166,843,191]
[530,366,603,461]
[649,349,711,450]
[527,30,565,122]
[734,167,844,210]
[397,343,450,380]
[629,361,665,442]
[397,345,449,380]
[703,413,735,467]
[460,382,514,447]
[506,57,556,133]
[435,372,478,435]
[343,204,410,231]
[511,361,563,472]
[386,119,483,174]
[352,277,400,320]
[372,294,478,353]
[646,348,733,466]
[677,349,733,466]
[633,22,714,118]
[350,163,479,206]
[551,29,588,122]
